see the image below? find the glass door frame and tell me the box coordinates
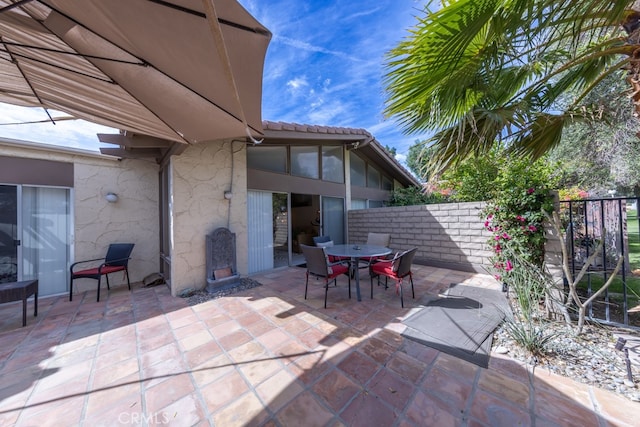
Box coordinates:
[0,184,20,283]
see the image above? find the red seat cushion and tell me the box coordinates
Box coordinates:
[328,263,349,278]
[371,261,396,277]
[74,265,125,276]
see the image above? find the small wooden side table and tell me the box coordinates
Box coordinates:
[0,279,38,327]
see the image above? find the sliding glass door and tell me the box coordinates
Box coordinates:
[0,184,71,295]
[0,185,18,283]
[247,190,274,273]
[21,186,71,295]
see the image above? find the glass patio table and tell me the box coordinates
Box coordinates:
[325,244,392,302]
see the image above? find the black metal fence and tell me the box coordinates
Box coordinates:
[559,197,640,327]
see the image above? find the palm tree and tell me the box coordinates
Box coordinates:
[384,0,640,172]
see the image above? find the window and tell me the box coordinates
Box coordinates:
[350,199,367,210]
[291,146,319,179]
[247,146,287,173]
[369,200,384,208]
[382,175,393,190]
[350,154,366,187]
[322,146,344,183]
[367,166,381,189]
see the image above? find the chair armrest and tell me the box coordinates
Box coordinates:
[70,257,105,271]
[328,259,349,268]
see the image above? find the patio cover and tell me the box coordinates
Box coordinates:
[0,0,271,145]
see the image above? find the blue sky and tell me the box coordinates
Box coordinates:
[0,0,427,163]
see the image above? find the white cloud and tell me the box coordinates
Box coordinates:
[0,104,116,151]
[275,35,361,62]
[344,7,382,21]
[308,100,347,125]
[286,76,309,93]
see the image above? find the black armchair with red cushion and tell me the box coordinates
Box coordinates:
[301,244,350,308]
[369,247,417,307]
[69,243,134,302]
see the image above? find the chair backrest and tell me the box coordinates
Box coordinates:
[313,235,331,245]
[300,244,330,277]
[366,232,390,247]
[395,247,418,277]
[105,243,135,267]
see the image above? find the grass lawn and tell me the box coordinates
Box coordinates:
[577,208,640,303]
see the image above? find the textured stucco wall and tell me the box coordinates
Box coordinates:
[348,202,494,273]
[0,140,159,295]
[170,140,247,296]
[73,158,159,293]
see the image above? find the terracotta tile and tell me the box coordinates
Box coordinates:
[276,391,335,427]
[257,328,291,351]
[212,391,268,427]
[488,353,531,381]
[337,351,380,385]
[400,338,440,366]
[281,317,312,336]
[141,354,188,389]
[83,392,143,426]
[201,370,249,413]
[178,329,213,352]
[592,386,639,427]
[340,389,397,427]
[533,370,592,406]
[208,319,242,338]
[36,359,93,392]
[245,319,276,337]
[368,368,415,411]
[297,326,329,350]
[256,369,305,412]
[218,329,252,352]
[533,388,598,426]
[172,321,207,341]
[238,358,282,386]
[478,369,530,409]
[421,366,474,410]
[19,394,84,426]
[145,373,195,414]
[137,329,175,353]
[184,340,223,368]
[190,353,235,388]
[3,269,639,427]
[276,339,312,364]
[166,311,200,329]
[92,357,139,388]
[236,311,264,328]
[432,352,480,383]
[154,393,206,427]
[288,350,333,385]
[140,342,182,370]
[312,369,361,412]
[469,390,532,427]
[358,337,396,365]
[85,373,142,419]
[404,389,460,427]
[386,350,427,383]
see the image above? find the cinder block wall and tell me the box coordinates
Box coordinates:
[347,202,494,273]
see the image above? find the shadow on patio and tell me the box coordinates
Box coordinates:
[0,265,636,426]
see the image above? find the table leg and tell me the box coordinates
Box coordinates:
[352,256,362,301]
[22,296,27,327]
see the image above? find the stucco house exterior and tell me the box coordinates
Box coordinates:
[0,121,420,299]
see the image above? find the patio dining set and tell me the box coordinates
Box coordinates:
[300,232,418,309]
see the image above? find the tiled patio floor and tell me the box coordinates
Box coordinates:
[0,265,637,426]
